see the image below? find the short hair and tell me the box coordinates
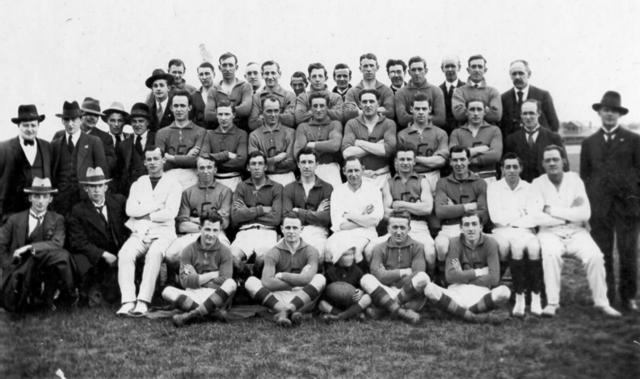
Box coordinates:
[144,144,163,156]
[261,60,280,72]
[500,152,522,167]
[359,53,378,63]
[200,211,223,226]
[407,56,427,69]
[296,146,318,163]
[449,145,470,159]
[308,92,329,105]
[388,210,412,223]
[333,63,351,77]
[261,95,281,109]
[343,156,362,167]
[282,211,302,223]
[509,59,531,74]
[412,93,432,107]
[219,52,238,65]
[386,59,407,72]
[394,146,416,160]
[247,150,267,164]
[245,61,259,68]
[460,211,480,224]
[168,58,185,70]
[291,71,308,84]
[465,98,486,108]
[197,155,216,167]
[522,99,541,112]
[358,88,379,102]
[543,144,566,159]
[307,62,327,78]
[198,61,215,73]
[468,54,487,66]
[171,89,192,106]
[216,99,235,113]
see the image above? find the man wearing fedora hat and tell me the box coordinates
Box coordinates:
[146,68,175,132]
[581,91,640,312]
[102,101,131,151]
[0,104,52,218]
[79,97,117,174]
[0,177,77,311]
[50,101,108,216]
[115,103,156,196]
[67,167,129,305]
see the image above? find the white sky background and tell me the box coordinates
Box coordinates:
[1,0,638,141]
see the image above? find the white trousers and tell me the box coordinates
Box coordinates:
[315,163,342,189]
[445,283,491,308]
[231,228,278,259]
[300,225,329,258]
[268,172,296,187]
[215,176,242,192]
[325,228,377,263]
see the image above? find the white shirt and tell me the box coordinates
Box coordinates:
[93,201,108,222]
[523,126,540,143]
[487,178,532,228]
[201,87,210,105]
[514,85,530,101]
[28,210,46,235]
[125,174,182,238]
[446,79,460,93]
[156,98,169,114]
[330,180,383,232]
[19,136,37,165]
[67,130,81,146]
[601,125,620,142]
[528,172,591,230]
[134,131,148,148]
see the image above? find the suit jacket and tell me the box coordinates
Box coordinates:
[51,131,109,185]
[580,127,640,219]
[0,137,52,217]
[66,194,129,274]
[149,97,174,133]
[0,210,65,270]
[439,80,465,135]
[191,87,215,130]
[501,85,559,136]
[114,132,156,195]
[504,127,564,183]
[86,127,116,174]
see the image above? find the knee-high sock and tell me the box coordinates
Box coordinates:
[528,259,543,294]
[397,272,429,304]
[434,293,475,321]
[469,293,496,313]
[290,275,326,311]
[197,280,237,316]
[510,259,525,294]
[175,294,198,311]
[337,294,371,320]
[370,286,400,314]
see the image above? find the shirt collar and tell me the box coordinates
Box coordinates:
[19,136,36,147]
[497,177,526,192]
[30,209,46,219]
[296,176,324,189]
[446,79,459,89]
[392,172,420,181]
[406,122,433,133]
[275,238,309,255]
[386,236,416,249]
[468,80,486,89]
[197,236,222,253]
[197,180,218,189]
[601,125,620,135]
[461,233,486,249]
[514,85,529,99]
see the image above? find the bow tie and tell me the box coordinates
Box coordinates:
[23,139,35,146]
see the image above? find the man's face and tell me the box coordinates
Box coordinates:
[521,102,540,130]
[171,95,191,122]
[441,59,460,82]
[509,62,530,90]
[84,183,107,204]
[309,68,327,91]
[411,100,431,125]
[262,64,280,89]
[388,216,410,244]
[542,149,563,176]
[333,68,351,90]
[219,57,237,81]
[466,100,485,125]
[18,120,39,141]
[152,79,169,101]
[461,215,481,242]
[169,64,185,85]
[387,64,405,87]
[106,113,125,135]
[197,67,215,88]
[262,99,280,126]
[359,58,378,82]
[81,113,99,130]
[310,98,328,120]
[408,61,427,83]
[298,153,317,179]
[467,58,487,83]
[144,149,165,176]
[343,160,363,187]
[598,107,622,128]
[359,93,378,117]
[337,248,355,267]
[62,116,82,135]
[502,158,522,187]
[131,117,149,136]
[247,156,266,180]
[450,151,469,177]
[395,151,415,174]
[281,217,302,244]
[29,193,52,214]
[216,105,234,129]
[196,158,216,185]
[200,220,221,248]
[290,77,307,96]
[245,63,261,89]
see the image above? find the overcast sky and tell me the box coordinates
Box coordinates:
[1,0,638,140]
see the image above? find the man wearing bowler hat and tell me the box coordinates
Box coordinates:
[50,101,108,216]
[146,68,175,132]
[102,101,131,151]
[80,97,117,174]
[67,167,129,305]
[115,103,156,196]
[580,91,640,312]
[0,104,52,218]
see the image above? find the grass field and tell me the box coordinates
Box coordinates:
[1,258,639,379]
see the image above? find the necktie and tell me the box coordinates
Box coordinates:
[525,128,538,148]
[67,134,74,153]
[96,205,108,224]
[30,212,43,234]
[24,139,34,146]
[114,134,121,150]
[134,135,143,154]
[604,131,615,144]
[517,91,524,106]
[448,85,454,98]
[156,103,163,122]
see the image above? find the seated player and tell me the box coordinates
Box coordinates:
[359,212,431,324]
[244,214,326,326]
[162,213,237,326]
[487,153,542,316]
[424,212,511,322]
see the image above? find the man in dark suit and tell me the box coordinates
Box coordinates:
[191,62,216,130]
[504,99,564,182]
[79,97,117,174]
[500,60,559,138]
[0,105,52,219]
[51,101,108,216]
[102,101,131,151]
[67,167,129,305]
[0,178,76,311]
[580,91,640,311]
[146,68,175,132]
[115,103,155,196]
[439,55,465,135]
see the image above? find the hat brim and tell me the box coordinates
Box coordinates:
[592,103,629,115]
[24,188,58,194]
[79,178,112,185]
[80,108,105,117]
[101,109,130,122]
[11,115,45,124]
[129,112,152,121]
[145,74,174,89]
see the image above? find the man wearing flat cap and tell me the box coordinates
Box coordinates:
[580,91,640,312]
[80,97,117,174]
[102,101,131,152]
[146,68,175,132]
[51,101,108,216]
[67,167,129,305]
[0,104,52,219]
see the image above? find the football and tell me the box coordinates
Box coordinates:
[324,282,358,309]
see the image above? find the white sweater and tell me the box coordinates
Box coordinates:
[125,174,181,239]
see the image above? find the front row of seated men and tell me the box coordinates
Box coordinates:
[0,142,621,323]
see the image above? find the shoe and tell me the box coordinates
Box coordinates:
[396,308,420,325]
[364,307,383,320]
[116,302,135,316]
[595,305,621,317]
[172,309,201,327]
[131,301,149,316]
[541,304,558,317]
[274,310,292,327]
[512,293,525,318]
[622,299,639,312]
[530,293,543,316]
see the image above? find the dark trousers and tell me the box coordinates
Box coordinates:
[590,214,639,302]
